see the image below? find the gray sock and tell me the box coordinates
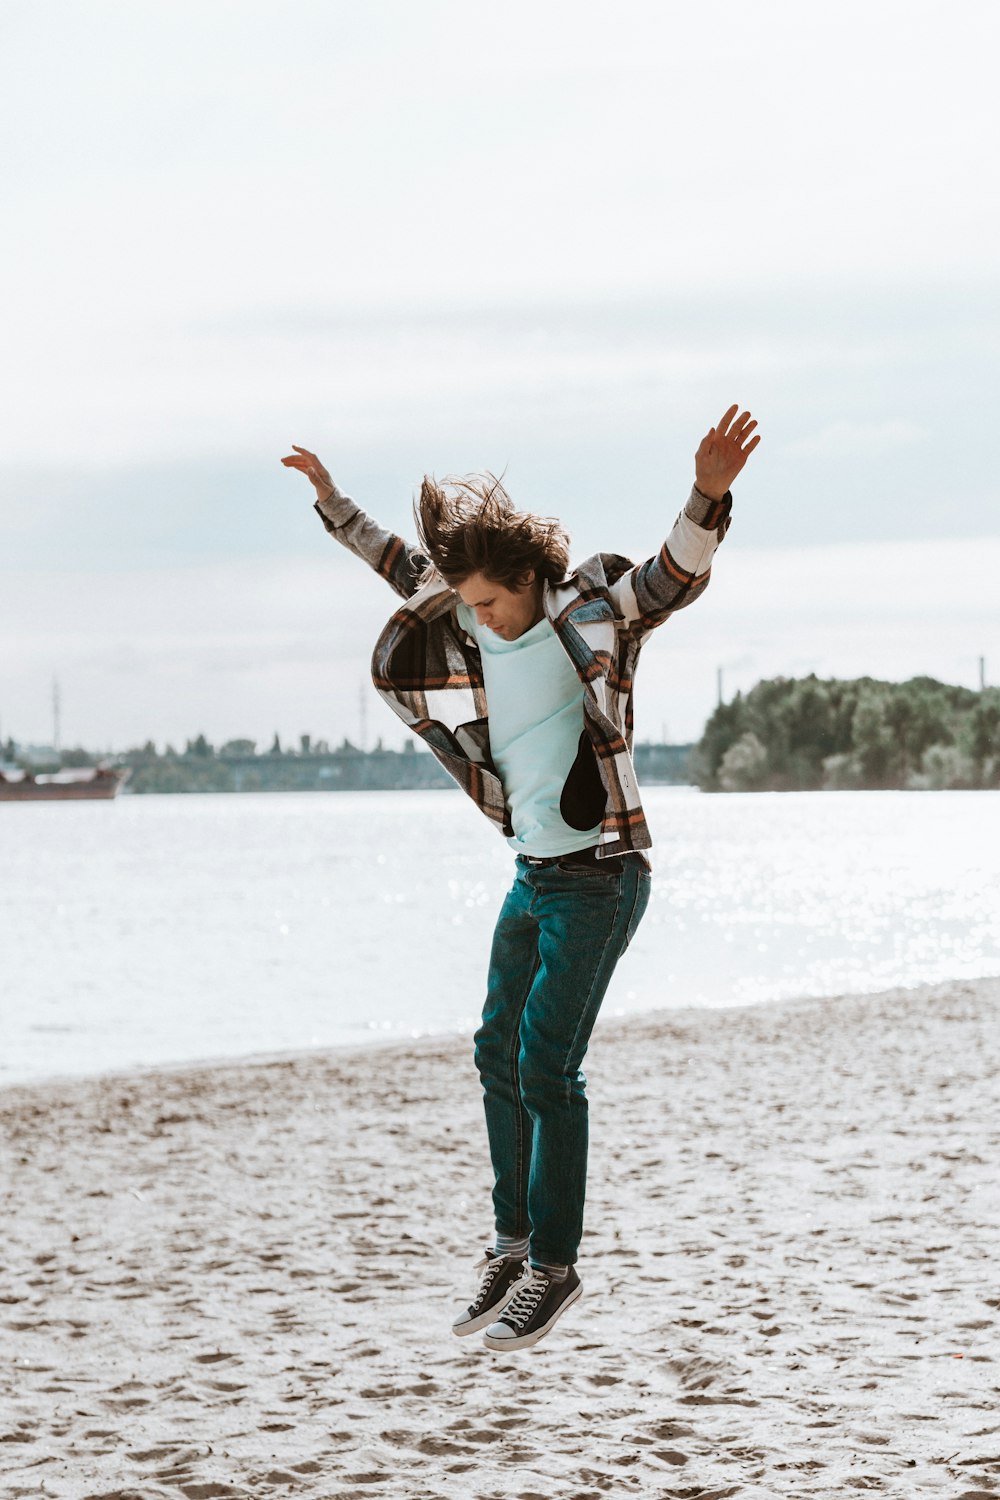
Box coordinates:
[493,1232,530,1259]
[530,1258,569,1282]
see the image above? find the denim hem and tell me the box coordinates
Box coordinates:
[529,1245,578,1269]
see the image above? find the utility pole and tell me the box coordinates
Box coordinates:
[717,665,724,707]
[980,655,987,691]
[52,676,61,757]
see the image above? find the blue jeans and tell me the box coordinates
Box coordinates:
[473,852,652,1267]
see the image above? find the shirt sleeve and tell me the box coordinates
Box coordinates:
[606,485,733,634]
[313,486,431,602]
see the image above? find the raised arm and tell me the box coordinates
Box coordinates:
[281,444,429,601]
[608,405,760,633]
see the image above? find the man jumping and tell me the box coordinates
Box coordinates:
[281,405,759,1351]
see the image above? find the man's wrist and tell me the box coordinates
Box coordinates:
[693,480,727,503]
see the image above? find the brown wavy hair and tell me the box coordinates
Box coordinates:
[412,471,571,592]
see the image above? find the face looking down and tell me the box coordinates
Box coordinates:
[455,570,546,641]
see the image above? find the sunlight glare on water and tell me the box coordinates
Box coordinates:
[1,786,997,1087]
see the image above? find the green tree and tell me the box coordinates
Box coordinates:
[693,672,996,792]
[689,694,748,790]
[60,745,98,768]
[851,687,898,787]
[916,744,977,790]
[718,731,769,791]
[958,688,1000,779]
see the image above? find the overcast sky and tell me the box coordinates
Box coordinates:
[2,0,997,751]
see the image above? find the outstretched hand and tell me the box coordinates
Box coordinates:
[280,444,336,502]
[695,405,760,501]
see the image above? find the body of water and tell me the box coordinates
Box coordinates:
[2,786,998,1089]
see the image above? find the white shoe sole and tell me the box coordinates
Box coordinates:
[481,1282,583,1350]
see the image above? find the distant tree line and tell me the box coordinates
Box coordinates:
[691,674,1000,792]
[119,734,446,793]
[115,735,694,793]
[19,674,992,796]
[3,731,695,793]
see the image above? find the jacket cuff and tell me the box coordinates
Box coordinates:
[314,485,358,527]
[685,484,733,531]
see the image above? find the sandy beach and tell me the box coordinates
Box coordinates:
[1,975,998,1500]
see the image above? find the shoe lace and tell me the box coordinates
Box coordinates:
[470,1251,521,1311]
[500,1269,549,1329]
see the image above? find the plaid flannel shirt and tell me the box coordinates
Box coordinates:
[314,482,732,858]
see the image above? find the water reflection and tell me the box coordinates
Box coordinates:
[2,786,997,1085]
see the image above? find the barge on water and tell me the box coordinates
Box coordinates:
[0,765,131,801]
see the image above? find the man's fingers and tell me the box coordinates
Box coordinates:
[284,443,330,476]
[715,409,760,449]
[716,405,766,441]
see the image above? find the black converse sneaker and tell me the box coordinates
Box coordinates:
[452,1247,530,1337]
[482,1264,582,1350]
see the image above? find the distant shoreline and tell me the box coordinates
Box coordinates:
[6,740,698,795]
[5,968,998,1100]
